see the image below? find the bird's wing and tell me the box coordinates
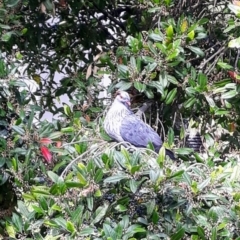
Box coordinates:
[120,114,162,151]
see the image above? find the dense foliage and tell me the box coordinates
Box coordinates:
[1,0,240,239]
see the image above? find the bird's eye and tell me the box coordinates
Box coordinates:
[119,95,123,99]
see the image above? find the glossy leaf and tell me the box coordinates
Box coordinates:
[188,46,204,57]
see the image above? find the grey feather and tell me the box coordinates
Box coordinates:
[120,114,162,151]
[103,91,176,160]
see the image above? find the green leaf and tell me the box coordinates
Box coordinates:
[118,64,129,78]
[205,96,215,107]
[187,46,204,57]
[0,23,11,30]
[196,32,208,40]
[104,174,129,183]
[148,41,157,55]
[198,73,207,89]
[119,215,129,229]
[198,18,209,25]
[146,62,157,72]
[129,179,138,193]
[149,33,163,41]
[148,7,161,13]
[115,204,127,212]
[87,197,93,211]
[1,32,12,42]
[200,194,220,201]
[130,56,137,70]
[6,0,21,7]
[6,223,16,238]
[145,88,154,99]
[183,97,196,108]
[65,181,85,188]
[168,170,184,179]
[166,49,180,61]
[211,227,217,240]
[0,157,6,168]
[27,110,35,130]
[7,102,13,111]
[64,105,72,116]
[186,87,197,95]
[166,25,174,38]
[157,147,165,168]
[66,221,76,233]
[125,224,146,238]
[205,133,214,146]
[152,210,159,224]
[134,81,146,92]
[126,36,140,52]
[22,193,35,201]
[130,165,141,174]
[77,173,88,186]
[170,227,185,240]
[12,213,23,232]
[52,217,67,230]
[165,88,177,104]
[71,205,84,224]
[115,81,132,90]
[91,204,109,224]
[167,75,178,84]
[103,224,116,239]
[193,153,204,163]
[198,178,211,191]
[221,90,237,99]
[48,131,63,140]
[31,186,50,197]
[187,30,195,40]
[47,171,59,183]
[94,169,103,183]
[156,42,167,54]
[79,227,95,236]
[217,61,233,70]
[175,148,193,155]
[12,125,25,135]
[142,56,155,63]
[168,128,174,146]
[197,226,206,240]
[146,199,155,217]
[147,81,164,95]
[61,127,74,133]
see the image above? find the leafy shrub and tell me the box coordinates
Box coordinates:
[1,0,240,240]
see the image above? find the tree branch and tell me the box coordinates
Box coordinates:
[135,101,153,119]
[92,2,126,32]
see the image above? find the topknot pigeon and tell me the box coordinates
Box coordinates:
[104,90,176,160]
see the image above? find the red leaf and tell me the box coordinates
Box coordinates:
[40,138,52,145]
[228,71,237,80]
[56,141,62,148]
[40,146,52,164]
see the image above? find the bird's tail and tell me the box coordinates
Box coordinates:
[166,149,176,160]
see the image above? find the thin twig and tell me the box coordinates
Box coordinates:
[158,119,166,140]
[60,142,106,178]
[199,45,226,70]
[135,102,153,118]
[205,51,224,75]
[61,139,104,148]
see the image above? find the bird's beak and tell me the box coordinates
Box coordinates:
[126,101,131,106]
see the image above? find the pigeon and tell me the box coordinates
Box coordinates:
[104,90,176,160]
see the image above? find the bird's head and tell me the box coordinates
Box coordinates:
[115,90,131,107]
